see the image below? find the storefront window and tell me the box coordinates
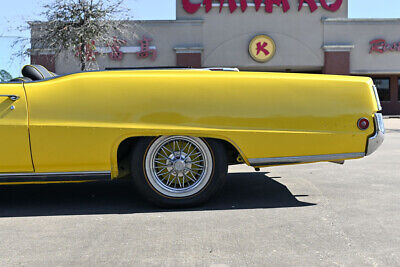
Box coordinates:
[398,78,400,101]
[372,78,391,101]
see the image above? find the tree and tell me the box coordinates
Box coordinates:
[0,70,12,82]
[27,0,131,71]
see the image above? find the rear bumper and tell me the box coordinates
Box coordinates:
[366,113,385,156]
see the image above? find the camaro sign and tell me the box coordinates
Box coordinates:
[182,0,343,14]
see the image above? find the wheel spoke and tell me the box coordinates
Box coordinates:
[160,147,171,158]
[188,170,199,181]
[156,168,168,176]
[191,163,204,168]
[167,174,177,186]
[156,154,169,160]
[155,160,168,166]
[160,173,170,182]
[190,153,202,160]
[188,150,202,158]
[155,165,167,169]
[177,175,182,188]
[187,159,204,164]
[182,142,190,154]
[183,171,196,183]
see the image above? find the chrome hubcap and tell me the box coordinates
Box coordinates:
[165,151,193,177]
[145,136,213,197]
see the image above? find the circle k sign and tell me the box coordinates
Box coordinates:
[249,35,276,63]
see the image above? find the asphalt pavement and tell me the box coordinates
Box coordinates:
[0,119,399,266]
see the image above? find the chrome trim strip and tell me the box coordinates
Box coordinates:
[249,153,365,167]
[0,171,111,179]
[372,85,382,111]
[366,113,385,156]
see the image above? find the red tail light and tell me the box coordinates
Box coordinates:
[357,118,370,130]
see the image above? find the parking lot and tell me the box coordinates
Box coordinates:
[0,119,399,266]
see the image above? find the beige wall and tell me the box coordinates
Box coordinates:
[49,0,350,74]
[324,18,400,75]
[54,19,204,74]
[178,0,348,71]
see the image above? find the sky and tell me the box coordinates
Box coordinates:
[1,0,400,77]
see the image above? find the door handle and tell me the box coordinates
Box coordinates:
[0,95,20,101]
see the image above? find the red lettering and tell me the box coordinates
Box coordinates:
[369,39,400,54]
[241,0,248,12]
[136,36,157,61]
[182,0,201,14]
[320,0,342,12]
[254,0,263,11]
[204,0,212,12]
[218,0,238,13]
[183,0,342,14]
[229,0,238,13]
[389,42,397,51]
[265,0,290,13]
[256,42,270,56]
[298,0,317,12]
[370,39,386,54]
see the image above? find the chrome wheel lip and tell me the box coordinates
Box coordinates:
[145,136,213,198]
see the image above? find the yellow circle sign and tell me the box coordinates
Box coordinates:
[249,35,276,63]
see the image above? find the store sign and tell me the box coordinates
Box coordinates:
[136,36,157,61]
[182,0,343,14]
[370,39,400,54]
[249,35,276,63]
[76,36,158,62]
[108,37,127,61]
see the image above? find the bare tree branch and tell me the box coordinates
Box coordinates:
[14,0,132,71]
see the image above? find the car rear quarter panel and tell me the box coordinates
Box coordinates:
[24,71,378,177]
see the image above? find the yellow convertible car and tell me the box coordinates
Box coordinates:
[0,65,384,207]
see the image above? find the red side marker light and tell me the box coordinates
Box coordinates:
[357,118,370,130]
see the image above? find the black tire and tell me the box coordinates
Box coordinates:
[130,136,228,208]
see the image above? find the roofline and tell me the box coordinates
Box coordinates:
[28,19,203,26]
[323,18,400,24]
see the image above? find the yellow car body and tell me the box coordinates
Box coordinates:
[1,69,383,182]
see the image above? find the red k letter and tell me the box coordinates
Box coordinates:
[182,0,201,14]
[320,0,343,12]
[298,0,318,13]
[265,0,290,13]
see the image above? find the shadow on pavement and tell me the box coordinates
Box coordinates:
[0,172,315,217]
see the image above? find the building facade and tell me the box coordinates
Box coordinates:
[32,0,400,114]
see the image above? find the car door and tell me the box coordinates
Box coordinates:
[0,83,33,173]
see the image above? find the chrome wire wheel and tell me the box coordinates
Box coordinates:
[144,136,213,198]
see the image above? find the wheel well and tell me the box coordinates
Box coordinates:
[116,136,243,177]
[116,137,142,178]
[204,138,242,165]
